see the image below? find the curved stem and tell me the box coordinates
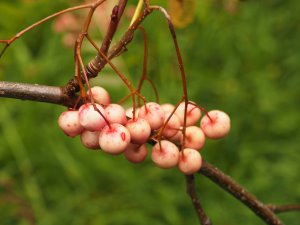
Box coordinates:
[136,26,159,104]
[149,6,189,148]
[0,1,103,58]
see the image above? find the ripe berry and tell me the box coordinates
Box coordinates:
[200,110,231,139]
[99,123,131,155]
[125,107,139,119]
[162,112,181,138]
[181,126,205,150]
[88,86,110,106]
[78,103,107,131]
[124,143,148,163]
[175,102,201,126]
[58,110,83,137]
[126,118,151,144]
[178,148,202,175]
[138,102,165,130]
[80,130,100,149]
[161,103,175,114]
[151,140,179,169]
[105,103,127,125]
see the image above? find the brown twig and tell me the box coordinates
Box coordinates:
[266,204,300,214]
[186,175,212,225]
[148,5,190,150]
[199,160,284,225]
[136,26,159,104]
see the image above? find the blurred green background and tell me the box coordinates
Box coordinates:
[0,0,299,224]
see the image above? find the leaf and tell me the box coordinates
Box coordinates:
[168,0,196,28]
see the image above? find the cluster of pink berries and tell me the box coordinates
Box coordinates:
[58,86,231,175]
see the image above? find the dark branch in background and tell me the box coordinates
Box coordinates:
[0,180,35,225]
[186,175,212,225]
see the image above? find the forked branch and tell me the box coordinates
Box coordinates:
[199,161,284,225]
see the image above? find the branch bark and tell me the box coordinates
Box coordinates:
[0,81,77,107]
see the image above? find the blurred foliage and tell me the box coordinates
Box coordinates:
[168,0,196,28]
[0,0,300,224]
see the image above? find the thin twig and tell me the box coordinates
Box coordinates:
[136,26,159,104]
[148,5,189,149]
[0,1,102,58]
[266,204,300,214]
[186,175,212,225]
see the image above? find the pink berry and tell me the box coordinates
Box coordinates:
[105,104,127,125]
[178,148,202,174]
[58,110,83,137]
[161,112,181,138]
[126,118,151,144]
[175,102,201,126]
[88,86,110,106]
[99,123,131,155]
[161,103,175,114]
[200,110,231,139]
[80,130,100,149]
[138,102,165,130]
[125,107,139,119]
[167,130,183,144]
[124,143,148,163]
[181,126,205,150]
[151,140,179,169]
[78,103,107,131]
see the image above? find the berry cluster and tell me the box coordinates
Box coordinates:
[58,86,231,175]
